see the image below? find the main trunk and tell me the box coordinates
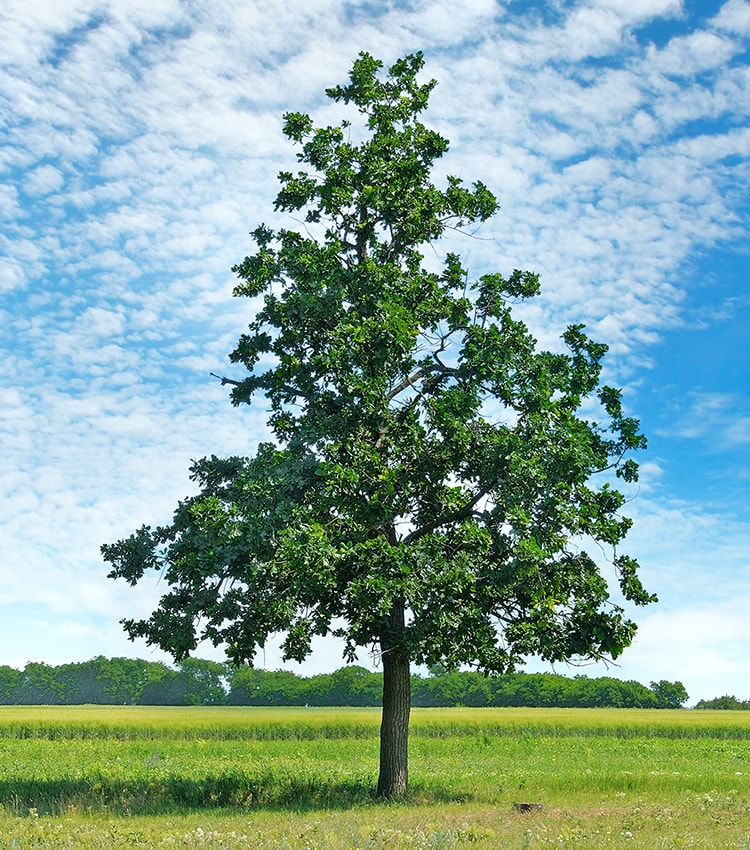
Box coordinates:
[377,634,411,798]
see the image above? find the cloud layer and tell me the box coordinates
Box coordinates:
[1,0,749,701]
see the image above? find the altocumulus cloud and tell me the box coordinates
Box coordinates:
[1,0,749,700]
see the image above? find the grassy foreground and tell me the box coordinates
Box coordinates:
[0,706,749,848]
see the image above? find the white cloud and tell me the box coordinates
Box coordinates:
[0,258,26,293]
[662,391,750,447]
[619,601,750,701]
[652,30,741,76]
[601,0,681,16]
[24,164,65,196]
[0,0,748,697]
[713,0,750,35]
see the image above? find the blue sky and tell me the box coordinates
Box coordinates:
[1,0,748,703]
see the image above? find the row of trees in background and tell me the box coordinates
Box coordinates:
[0,657,690,708]
[694,695,750,710]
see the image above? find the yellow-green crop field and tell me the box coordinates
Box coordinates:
[1,706,749,849]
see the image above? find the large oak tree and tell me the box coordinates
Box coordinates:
[103,52,655,798]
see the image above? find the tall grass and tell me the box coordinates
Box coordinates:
[3,705,750,740]
[0,706,380,741]
[412,706,750,739]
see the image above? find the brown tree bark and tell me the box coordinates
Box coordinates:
[376,607,411,798]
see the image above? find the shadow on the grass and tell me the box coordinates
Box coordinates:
[0,773,387,815]
[0,775,477,815]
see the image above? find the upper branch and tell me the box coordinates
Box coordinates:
[401,484,492,546]
[386,357,458,403]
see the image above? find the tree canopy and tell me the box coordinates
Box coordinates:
[103,51,655,796]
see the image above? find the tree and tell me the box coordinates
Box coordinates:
[17,662,64,704]
[138,662,186,705]
[54,657,159,704]
[0,666,22,704]
[103,52,655,798]
[650,679,689,708]
[319,666,383,706]
[695,695,749,710]
[176,658,229,705]
[227,667,305,706]
[94,656,161,704]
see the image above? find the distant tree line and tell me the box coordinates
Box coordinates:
[0,657,693,708]
[694,695,750,710]
[0,658,227,707]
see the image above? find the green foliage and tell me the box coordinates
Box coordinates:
[0,658,229,707]
[649,680,690,709]
[410,671,669,709]
[0,659,693,709]
[695,695,750,710]
[103,52,653,683]
[226,668,305,707]
[0,666,21,703]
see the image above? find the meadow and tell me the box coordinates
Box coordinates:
[0,705,749,848]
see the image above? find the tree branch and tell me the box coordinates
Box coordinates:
[387,358,458,402]
[210,372,242,387]
[401,485,491,546]
[387,368,429,401]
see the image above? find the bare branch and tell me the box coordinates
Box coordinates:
[387,368,429,401]
[387,355,459,402]
[210,372,242,387]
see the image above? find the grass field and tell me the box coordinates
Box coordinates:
[0,705,749,848]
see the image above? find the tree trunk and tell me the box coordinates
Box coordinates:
[377,611,411,798]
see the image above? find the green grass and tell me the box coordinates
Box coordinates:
[0,706,749,848]
[0,705,381,740]
[5,705,750,740]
